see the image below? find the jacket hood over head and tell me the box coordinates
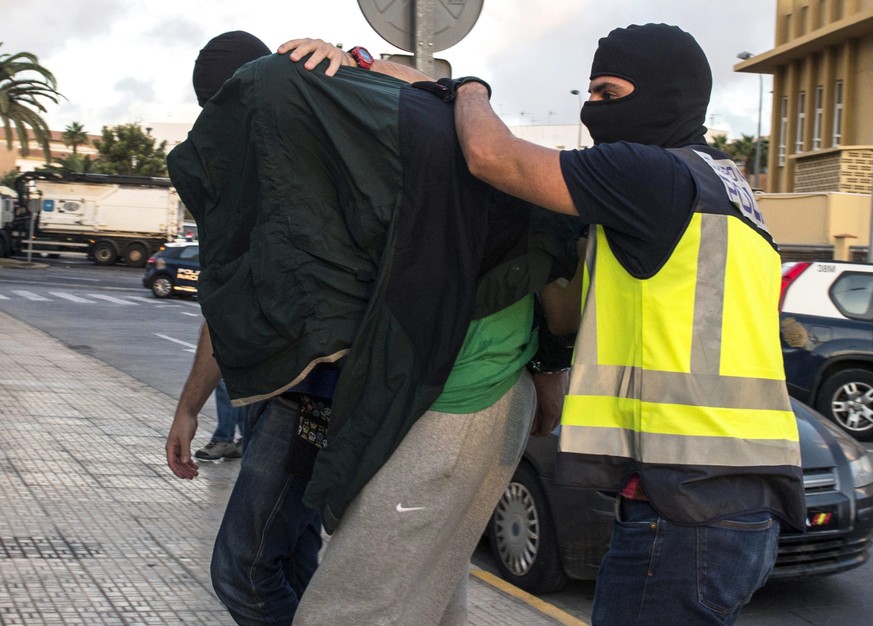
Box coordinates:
[193,30,271,106]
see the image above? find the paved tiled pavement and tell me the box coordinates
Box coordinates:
[0,311,584,625]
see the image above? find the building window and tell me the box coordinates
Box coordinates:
[795,91,806,153]
[813,85,823,150]
[833,80,843,146]
[779,95,788,166]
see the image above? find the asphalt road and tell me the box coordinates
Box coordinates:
[2,254,872,625]
[0,255,213,417]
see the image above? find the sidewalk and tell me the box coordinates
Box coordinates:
[0,311,585,625]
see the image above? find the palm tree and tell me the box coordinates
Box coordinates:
[730,134,758,176]
[38,153,95,175]
[708,134,730,154]
[62,121,88,156]
[0,43,62,161]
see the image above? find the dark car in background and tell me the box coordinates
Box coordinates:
[780,261,873,440]
[142,242,200,298]
[487,398,873,595]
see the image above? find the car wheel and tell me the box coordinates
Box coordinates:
[816,368,873,441]
[488,461,568,594]
[91,241,118,266]
[151,275,174,298]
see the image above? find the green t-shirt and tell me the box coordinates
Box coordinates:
[430,294,538,414]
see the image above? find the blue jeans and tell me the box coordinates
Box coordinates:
[591,498,779,626]
[210,397,322,625]
[212,380,250,443]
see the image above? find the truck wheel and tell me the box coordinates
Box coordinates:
[92,241,118,266]
[151,275,174,298]
[124,243,149,268]
[816,368,873,441]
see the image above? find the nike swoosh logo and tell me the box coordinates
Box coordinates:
[396,503,426,513]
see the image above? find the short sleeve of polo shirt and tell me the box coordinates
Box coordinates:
[559,142,697,277]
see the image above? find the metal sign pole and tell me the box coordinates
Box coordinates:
[414,0,435,77]
[27,210,35,264]
[357,0,481,78]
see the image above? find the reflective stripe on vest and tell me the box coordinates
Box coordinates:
[560,212,800,471]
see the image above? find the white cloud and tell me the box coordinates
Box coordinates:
[3,0,776,138]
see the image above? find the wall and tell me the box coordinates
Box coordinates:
[758,191,871,259]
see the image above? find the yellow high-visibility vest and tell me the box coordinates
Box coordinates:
[557,147,805,528]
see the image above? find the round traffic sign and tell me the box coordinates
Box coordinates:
[358,0,484,53]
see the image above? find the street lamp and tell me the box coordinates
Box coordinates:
[737,51,763,189]
[570,89,583,149]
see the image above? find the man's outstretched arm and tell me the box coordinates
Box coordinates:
[165,322,222,479]
[453,82,577,216]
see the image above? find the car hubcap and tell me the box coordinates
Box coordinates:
[832,381,873,432]
[153,278,172,297]
[492,482,539,576]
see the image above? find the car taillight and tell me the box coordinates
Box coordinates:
[779,261,811,310]
[146,256,156,268]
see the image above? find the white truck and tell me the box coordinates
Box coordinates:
[8,172,184,267]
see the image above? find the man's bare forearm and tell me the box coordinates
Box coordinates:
[370,58,432,83]
[175,322,222,418]
[454,83,577,215]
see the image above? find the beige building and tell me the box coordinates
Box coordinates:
[738,0,873,261]
[758,191,871,260]
[0,129,100,178]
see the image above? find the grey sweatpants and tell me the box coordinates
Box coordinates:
[293,372,536,626]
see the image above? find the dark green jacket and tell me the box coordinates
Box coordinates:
[168,54,579,529]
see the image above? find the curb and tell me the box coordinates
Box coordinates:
[0,257,50,269]
[470,568,590,626]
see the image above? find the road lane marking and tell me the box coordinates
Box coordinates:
[154,334,198,350]
[12,290,50,301]
[49,291,93,303]
[0,293,8,300]
[127,296,162,304]
[89,294,136,305]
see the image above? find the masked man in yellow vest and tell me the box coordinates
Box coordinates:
[443,23,806,625]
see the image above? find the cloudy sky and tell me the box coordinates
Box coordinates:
[3,0,776,140]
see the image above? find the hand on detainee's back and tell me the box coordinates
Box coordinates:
[278,38,356,76]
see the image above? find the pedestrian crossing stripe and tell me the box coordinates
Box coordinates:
[12,290,50,301]
[49,291,93,303]
[90,294,136,305]
[0,290,197,307]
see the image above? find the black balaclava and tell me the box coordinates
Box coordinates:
[192,31,271,107]
[579,23,712,148]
